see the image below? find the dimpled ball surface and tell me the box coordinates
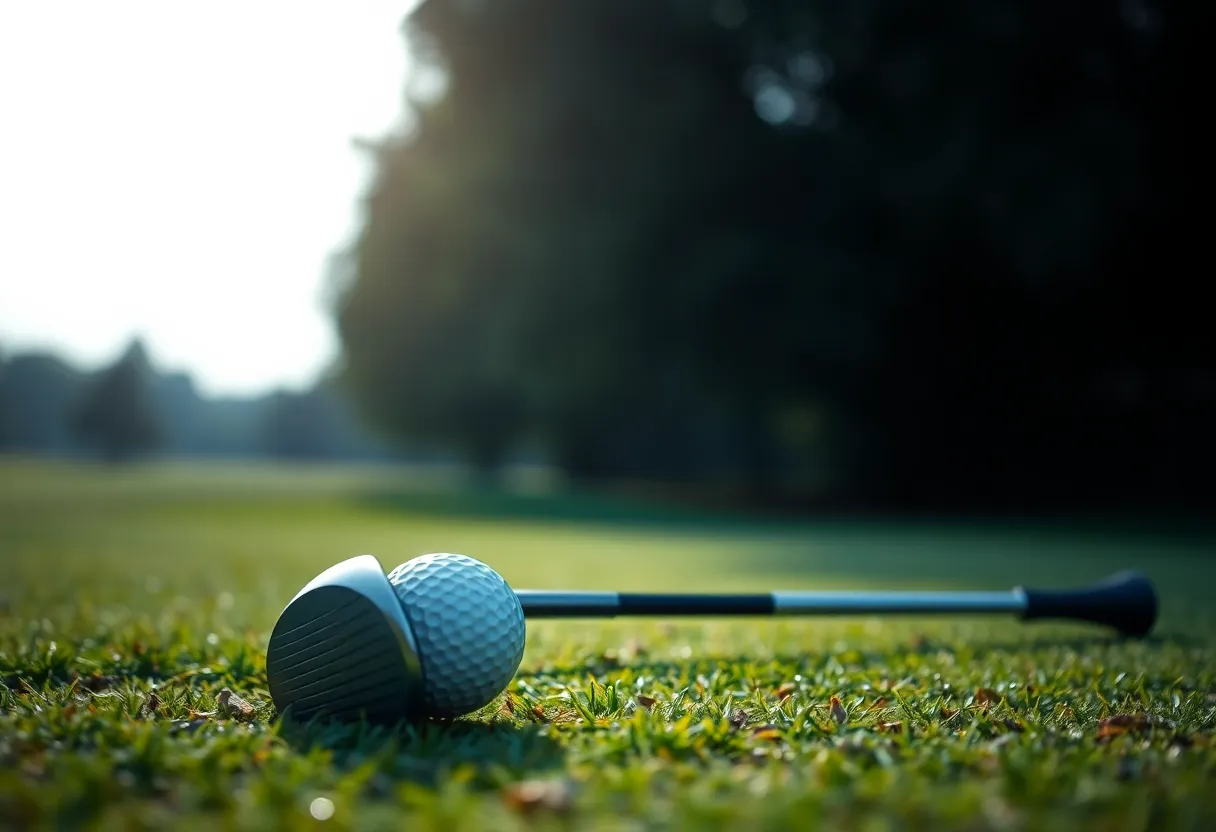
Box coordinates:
[387,553,526,717]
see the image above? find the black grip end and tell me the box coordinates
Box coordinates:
[1018,571,1157,637]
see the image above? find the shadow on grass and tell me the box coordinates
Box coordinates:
[528,632,1210,684]
[900,631,1211,657]
[350,483,780,534]
[353,479,1216,538]
[276,716,565,786]
[351,484,1216,599]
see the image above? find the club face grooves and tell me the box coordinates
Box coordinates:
[267,556,424,724]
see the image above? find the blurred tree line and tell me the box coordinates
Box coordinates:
[334,0,1213,510]
[0,339,399,463]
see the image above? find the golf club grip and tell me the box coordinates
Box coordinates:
[1018,570,1157,637]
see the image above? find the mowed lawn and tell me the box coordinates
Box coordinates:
[1,460,1214,830]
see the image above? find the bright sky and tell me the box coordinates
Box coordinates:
[0,2,419,396]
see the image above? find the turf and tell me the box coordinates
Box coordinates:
[1,459,1215,830]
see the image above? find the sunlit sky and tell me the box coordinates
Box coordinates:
[0,2,419,396]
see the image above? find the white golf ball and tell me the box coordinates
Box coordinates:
[387,553,525,717]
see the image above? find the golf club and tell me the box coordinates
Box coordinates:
[266,554,1156,725]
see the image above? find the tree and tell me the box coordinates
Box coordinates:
[0,351,87,454]
[261,388,340,460]
[0,345,6,449]
[72,339,162,462]
[334,0,1211,508]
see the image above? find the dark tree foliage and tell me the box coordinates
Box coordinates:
[72,339,162,462]
[0,345,401,462]
[336,0,1213,509]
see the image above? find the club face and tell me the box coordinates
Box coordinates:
[267,555,424,724]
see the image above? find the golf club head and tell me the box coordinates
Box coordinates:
[266,555,424,724]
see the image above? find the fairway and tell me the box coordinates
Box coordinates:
[2,460,1214,830]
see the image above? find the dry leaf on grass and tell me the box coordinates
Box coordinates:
[775,682,797,701]
[830,696,848,726]
[217,688,256,722]
[636,695,657,711]
[974,688,999,708]
[728,708,750,730]
[77,674,121,693]
[865,697,889,713]
[877,721,903,734]
[1096,713,1154,741]
[1101,713,1149,729]
[750,724,783,740]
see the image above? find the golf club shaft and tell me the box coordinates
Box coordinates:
[513,571,1157,637]
[514,589,1025,616]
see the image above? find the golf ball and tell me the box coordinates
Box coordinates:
[387,553,525,717]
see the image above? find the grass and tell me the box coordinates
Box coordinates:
[1,458,1215,830]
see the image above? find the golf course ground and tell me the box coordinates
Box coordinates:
[1,459,1214,830]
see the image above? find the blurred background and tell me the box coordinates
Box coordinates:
[1,0,1211,516]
